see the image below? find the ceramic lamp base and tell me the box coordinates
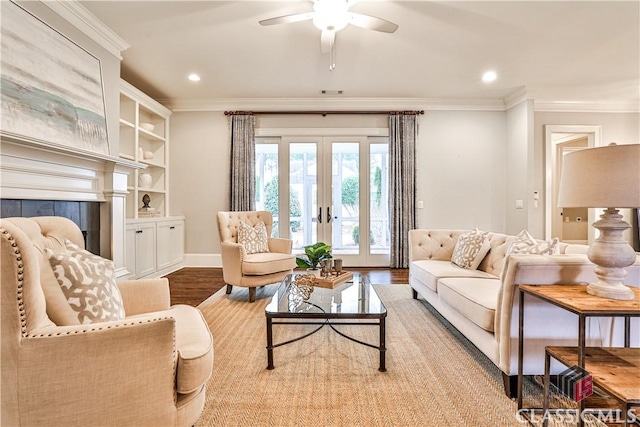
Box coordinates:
[586,208,637,301]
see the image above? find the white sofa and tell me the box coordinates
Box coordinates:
[408,229,640,397]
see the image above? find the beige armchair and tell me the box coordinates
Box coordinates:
[1,216,213,427]
[216,211,296,302]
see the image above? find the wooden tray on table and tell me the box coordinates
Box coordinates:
[314,271,354,289]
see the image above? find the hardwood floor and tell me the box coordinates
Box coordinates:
[164,267,409,307]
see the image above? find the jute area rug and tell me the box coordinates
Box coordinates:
[195,284,603,427]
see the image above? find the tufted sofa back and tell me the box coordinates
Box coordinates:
[216,211,274,244]
[409,229,516,278]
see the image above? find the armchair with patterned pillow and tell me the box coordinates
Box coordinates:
[216,211,296,302]
[1,216,213,427]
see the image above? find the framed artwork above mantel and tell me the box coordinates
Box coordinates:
[0,0,110,156]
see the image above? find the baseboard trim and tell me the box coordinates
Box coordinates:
[184,253,221,267]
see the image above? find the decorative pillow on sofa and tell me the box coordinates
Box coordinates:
[508,230,559,255]
[238,220,270,254]
[451,228,491,270]
[45,240,125,325]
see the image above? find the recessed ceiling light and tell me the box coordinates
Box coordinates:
[188,73,201,82]
[482,71,497,83]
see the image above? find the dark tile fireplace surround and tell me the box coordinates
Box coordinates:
[1,199,101,255]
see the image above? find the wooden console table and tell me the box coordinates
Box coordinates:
[518,284,640,427]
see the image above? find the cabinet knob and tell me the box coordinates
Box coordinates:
[170,226,176,230]
[136,230,143,234]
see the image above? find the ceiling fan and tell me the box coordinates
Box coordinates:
[259,0,398,70]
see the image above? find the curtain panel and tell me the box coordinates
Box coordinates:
[229,114,256,211]
[389,113,418,268]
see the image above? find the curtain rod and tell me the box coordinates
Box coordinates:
[224,110,424,116]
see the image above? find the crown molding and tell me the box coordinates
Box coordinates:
[42,0,129,59]
[534,100,639,113]
[160,95,639,114]
[503,87,534,110]
[162,97,507,113]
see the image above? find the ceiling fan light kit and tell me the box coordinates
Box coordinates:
[259,0,398,71]
[313,0,349,32]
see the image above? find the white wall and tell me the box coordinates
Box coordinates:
[170,111,229,255]
[505,100,534,235]
[416,111,507,232]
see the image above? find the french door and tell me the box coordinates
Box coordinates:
[255,134,390,267]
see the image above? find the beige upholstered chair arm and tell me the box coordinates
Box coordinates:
[117,278,171,315]
[19,318,178,426]
[268,237,293,254]
[220,242,245,284]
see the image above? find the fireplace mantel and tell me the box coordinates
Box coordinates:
[1,134,144,278]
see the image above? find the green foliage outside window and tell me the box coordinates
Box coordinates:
[263,177,302,232]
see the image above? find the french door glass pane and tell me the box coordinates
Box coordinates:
[332,142,359,255]
[370,143,389,254]
[255,143,278,237]
[290,143,317,250]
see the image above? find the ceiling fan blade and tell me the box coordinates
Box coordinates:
[321,29,335,54]
[259,12,314,26]
[348,12,398,33]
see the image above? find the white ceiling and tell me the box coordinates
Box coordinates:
[80,0,640,108]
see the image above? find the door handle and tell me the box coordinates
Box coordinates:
[327,207,332,223]
[318,207,322,224]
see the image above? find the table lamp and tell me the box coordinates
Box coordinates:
[557,143,640,300]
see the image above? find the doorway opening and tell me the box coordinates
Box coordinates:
[544,125,601,242]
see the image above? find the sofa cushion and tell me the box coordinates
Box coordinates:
[242,252,296,275]
[438,277,501,332]
[238,220,269,254]
[128,305,213,394]
[451,228,491,270]
[410,260,497,292]
[45,240,126,325]
[508,230,559,255]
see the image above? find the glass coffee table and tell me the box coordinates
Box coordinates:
[265,273,387,372]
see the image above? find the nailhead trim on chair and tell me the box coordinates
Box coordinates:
[1,227,28,337]
[27,317,175,337]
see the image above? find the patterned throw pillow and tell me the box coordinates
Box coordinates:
[45,240,125,324]
[238,220,270,254]
[508,230,559,255]
[451,228,491,270]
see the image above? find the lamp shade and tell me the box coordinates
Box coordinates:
[558,143,640,208]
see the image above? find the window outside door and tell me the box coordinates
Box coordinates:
[255,135,389,267]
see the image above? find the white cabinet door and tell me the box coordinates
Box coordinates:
[125,221,156,278]
[156,219,184,270]
[125,225,137,277]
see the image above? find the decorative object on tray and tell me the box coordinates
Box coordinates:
[314,270,354,289]
[296,242,332,277]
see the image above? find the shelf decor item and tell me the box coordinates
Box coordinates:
[557,143,640,300]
